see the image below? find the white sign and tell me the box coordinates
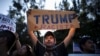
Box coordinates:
[0,14,16,33]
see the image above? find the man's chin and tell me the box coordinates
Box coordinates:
[46,44,54,47]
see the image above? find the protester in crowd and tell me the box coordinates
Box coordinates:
[0,30,16,56]
[28,27,75,56]
[79,37,96,53]
[12,33,33,56]
[12,44,33,56]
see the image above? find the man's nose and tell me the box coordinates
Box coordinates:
[47,39,50,41]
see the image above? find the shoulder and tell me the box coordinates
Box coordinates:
[34,41,45,50]
[35,41,45,47]
[55,42,66,49]
[53,42,68,56]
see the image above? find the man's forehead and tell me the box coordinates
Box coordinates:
[45,35,54,38]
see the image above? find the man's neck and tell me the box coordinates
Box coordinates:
[46,46,56,52]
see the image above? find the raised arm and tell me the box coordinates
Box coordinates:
[15,33,21,50]
[64,27,76,47]
[28,31,38,45]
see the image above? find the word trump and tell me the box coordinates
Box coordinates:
[34,14,76,24]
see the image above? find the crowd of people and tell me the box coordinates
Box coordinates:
[0,28,99,56]
[0,27,76,56]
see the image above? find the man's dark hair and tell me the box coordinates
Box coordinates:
[0,30,16,50]
[44,31,55,39]
[79,37,92,51]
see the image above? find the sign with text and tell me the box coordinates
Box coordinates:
[27,9,79,31]
[0,14,16,33]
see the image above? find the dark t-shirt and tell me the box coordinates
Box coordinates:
[34,41,67,56]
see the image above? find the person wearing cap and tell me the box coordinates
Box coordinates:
[0,30,16,56]
[29,27,75,56]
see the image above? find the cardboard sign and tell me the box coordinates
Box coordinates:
[0,14,16,33]
[27,9,79,31]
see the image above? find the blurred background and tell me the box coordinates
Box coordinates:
[0,0,100,55]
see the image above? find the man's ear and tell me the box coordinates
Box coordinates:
[54,38,56,44]
[55,41,56,44]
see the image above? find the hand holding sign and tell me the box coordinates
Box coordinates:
[27,9,80,31]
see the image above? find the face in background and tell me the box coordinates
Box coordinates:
[44,35,56,47]
[17,45,33,56]
[82,39,95,53]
